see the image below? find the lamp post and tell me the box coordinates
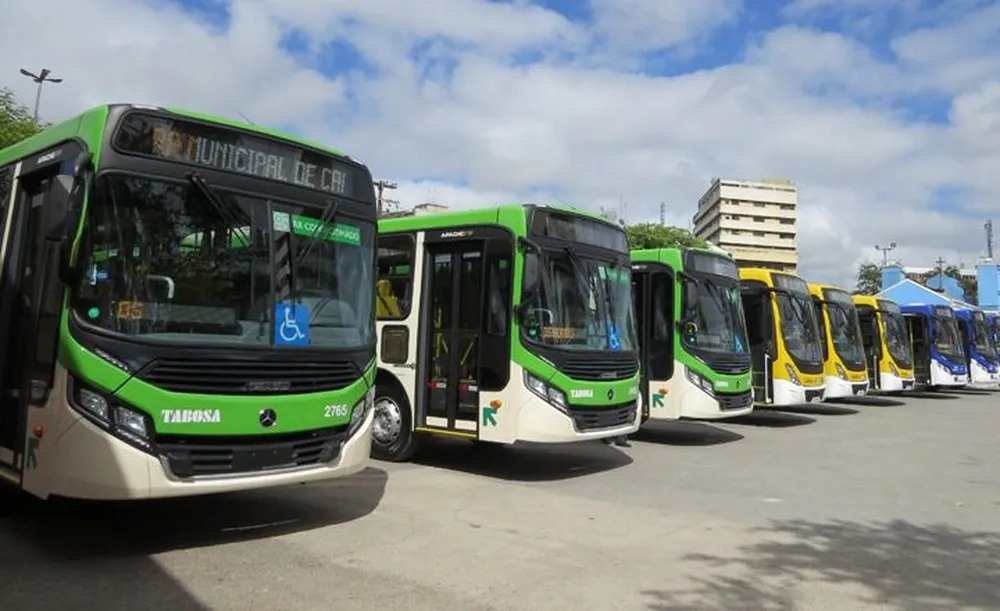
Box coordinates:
[19,67,63,123]
[875,242,897,268]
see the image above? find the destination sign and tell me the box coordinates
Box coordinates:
[528,209,628,252]
[933,305,954,318]
[687,251,738,278]
[113,112,363,198]
[878,299,901,314]
[772,272,809,294]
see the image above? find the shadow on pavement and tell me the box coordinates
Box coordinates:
[726,411,816,428]
[826,396,906,407]
[905,391,961,400]
[411,436,633,481]
[633,421,744,446]
[776,403,859,416]
[0,467,388,609]
[642,518,1000,610]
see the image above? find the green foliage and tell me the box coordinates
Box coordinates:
[0,87,45,150]
[855,262,882,295]
[625,222,708,250]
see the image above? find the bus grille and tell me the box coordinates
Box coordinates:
[561,356,638,381]
[568,402,637,431]
[157,427,346,478]
[717,390,753,411]
[702,353,752,375]
[138,358,358,394]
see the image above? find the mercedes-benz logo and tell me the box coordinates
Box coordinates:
[258,408,278,428]
[606,388,615,401]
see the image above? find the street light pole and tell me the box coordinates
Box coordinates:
[19,68,63,123]
[875,242,897,268]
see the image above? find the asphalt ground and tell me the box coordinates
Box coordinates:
[2,387,998,610]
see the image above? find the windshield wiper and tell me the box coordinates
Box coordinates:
[186,172,252,247]
[295,196,342,265]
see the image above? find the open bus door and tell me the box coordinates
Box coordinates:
[855,304,881,389]
[905,314,931,385]
[740,284,775,404]
[630,264,674,423]
[1,146,86,482]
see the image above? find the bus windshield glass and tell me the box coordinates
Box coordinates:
[823,289,866,368]
[773,274,823,366]
[879,308,914,369]
[932,308,965,361]
[681,276,749,354]
[520,249,637,353]
[71,174,375,349]
[972,319,997,360]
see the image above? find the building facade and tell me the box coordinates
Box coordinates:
[692,177,798,273]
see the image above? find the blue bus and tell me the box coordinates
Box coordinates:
[953,306,1000,386]
[900,303,967,389]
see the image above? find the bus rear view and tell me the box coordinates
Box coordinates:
[808,284,869,398]
[851,296,915,393]
[739,268,826,406]
[900,303,967,389]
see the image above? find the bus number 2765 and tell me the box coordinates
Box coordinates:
[324,404,350,418]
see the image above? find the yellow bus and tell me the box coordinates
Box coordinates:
[739,268,826,405]
[808,283,870,398]
[851,295,916,392]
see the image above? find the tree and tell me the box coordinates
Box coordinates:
[624,222,708,250]
[0,87,45,150]
[943,265,978,304]
[855,262,882,295]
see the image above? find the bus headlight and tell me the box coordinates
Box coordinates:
[835,364,847,380]
[684,368,714,396]
[784,363,802,386]
[349,386,374,436]
[523,371,567,411]
[68,377,154,452]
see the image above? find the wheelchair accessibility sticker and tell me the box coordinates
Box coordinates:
[274,302,311,346]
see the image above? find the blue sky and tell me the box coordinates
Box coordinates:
[2,0,999,286]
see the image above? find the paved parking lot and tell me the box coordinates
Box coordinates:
[2,388,999,610]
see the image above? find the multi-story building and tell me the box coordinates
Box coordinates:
[692,177,798,273]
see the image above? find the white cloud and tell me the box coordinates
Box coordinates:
[2,0,998,290]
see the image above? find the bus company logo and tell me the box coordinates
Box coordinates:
[439,230,473,239]
[162,409,221,424]
[606,389,615,401]
[245,380,292,393]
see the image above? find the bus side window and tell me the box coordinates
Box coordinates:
[376,234,414,319]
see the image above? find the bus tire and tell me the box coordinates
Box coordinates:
[371,382,420,462]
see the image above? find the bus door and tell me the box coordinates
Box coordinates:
[740,285,775,403]
[420,239,485,435]
[906,314,931,385]
[0,146,83,475]
[855,305,880,388]
[630,265,673,421]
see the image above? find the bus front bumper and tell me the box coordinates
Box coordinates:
[514,397,640,443]
[767,379,826,406]
[878,372,915,392]
[41,407,374,501]
[822,376,869,399]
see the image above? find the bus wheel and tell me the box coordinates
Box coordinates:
[371,385,420,462]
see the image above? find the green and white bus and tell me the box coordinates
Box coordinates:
[630,246,754,422]
[0,103,377,500]
[372,204,641,461]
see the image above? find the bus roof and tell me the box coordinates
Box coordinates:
[0,103,349,167]
[377,202,617,233]
[807,282,851,297]
[900,302,953,315]
[738,267,805,284]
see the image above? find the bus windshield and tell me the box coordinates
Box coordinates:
[823,290,866,368]
[881,310,913,368]
[933,314,965,361]
[775,288,823,366]
[520,248,637,352]
[972,319,997,361]
[681,276,749,354]
[72,173,375,349]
